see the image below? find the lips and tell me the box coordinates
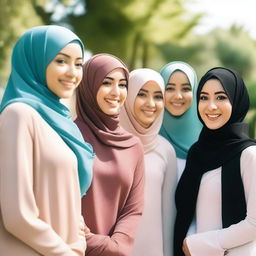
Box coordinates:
[141,109,156,117]
[171,102,184,107]
[206,114,221,120]
[105,98,120,106]
[60,80,75,87]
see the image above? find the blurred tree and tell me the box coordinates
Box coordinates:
[246,81,256,138]
[214,25,255,78]
[36,0,201,69]
[0,0,44,86]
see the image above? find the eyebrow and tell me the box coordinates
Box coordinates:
[104,76,127,82]
[167,82,191,86]
[139,88,162,94]
[57,52,83,60]
[200,91,227,95]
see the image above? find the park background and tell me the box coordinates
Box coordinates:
[0,0,256,138]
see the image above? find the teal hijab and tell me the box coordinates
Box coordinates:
[0,25,94,196]
[159,61,202,159]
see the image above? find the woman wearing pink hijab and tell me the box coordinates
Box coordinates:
[75,54,145,256]
[120,68,177,256]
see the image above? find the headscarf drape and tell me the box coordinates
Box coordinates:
[174,67,256,256]
[159,61,202,159]
[76,53,138,148]
[120,68,165,153]
[0,25,94,196]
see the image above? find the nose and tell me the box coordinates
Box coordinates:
[174,90,182,99]
[146,96,155,107]
[66,64,77,78]
[110,84,120,96]
[208,99,217,110]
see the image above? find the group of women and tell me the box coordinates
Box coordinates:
[0,25,255,256]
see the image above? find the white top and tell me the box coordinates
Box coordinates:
[186,146,256,256]
[177,157,186,181]
[132,135,177,256]
[0,103,86,256]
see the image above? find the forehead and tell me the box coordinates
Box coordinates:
[105,68,126,78]
[201,79,225,92]
[58,42,83,56]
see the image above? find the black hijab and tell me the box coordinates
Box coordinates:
[174,67,256,256]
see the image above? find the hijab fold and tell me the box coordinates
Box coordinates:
[159,61,202,159]
[174,67,256,256]
[0,25,94,196]
[120,68,165,153]
[76,53,138,148]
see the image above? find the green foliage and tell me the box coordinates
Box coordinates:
[0,0,44,86]
[62,0,201,69]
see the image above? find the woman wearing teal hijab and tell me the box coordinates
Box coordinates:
[0,25,94,255]
[159,61,202,180]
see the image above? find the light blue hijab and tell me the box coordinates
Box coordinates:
[159,61,202,159]
[0,25,94,196]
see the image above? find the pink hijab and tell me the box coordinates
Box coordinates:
[76,53,137,148]
[120,68,165,153]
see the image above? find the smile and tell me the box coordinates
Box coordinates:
[206,114,221,120]
[142,110,156,116]
[60,80,75,87]
[171,102,184,107]
[105,98,120,105]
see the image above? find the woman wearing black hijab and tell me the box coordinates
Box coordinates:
[174,67,256,256]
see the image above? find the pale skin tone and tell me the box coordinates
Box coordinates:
[96,68,128,116]
[165,71,193,116]
[46,42,83,99]
[133,81,164,128]
[182,79,232,256]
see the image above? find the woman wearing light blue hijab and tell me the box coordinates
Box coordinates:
[159,61,202,180]
[0,25,94,256]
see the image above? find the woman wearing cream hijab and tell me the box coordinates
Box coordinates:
[120,68,177,256]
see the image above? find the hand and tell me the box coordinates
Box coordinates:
[182,239,192,256]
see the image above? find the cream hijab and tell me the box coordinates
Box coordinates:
[120,68,165,153]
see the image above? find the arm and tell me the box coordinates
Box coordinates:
[0,105,81,256]
[86,144,145,256]
[185,146,256,256]
[162,143,177,256]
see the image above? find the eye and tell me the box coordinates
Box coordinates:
[165,86,175,91]
[217,95,228,100]
[102,81,112,86]
[75,62,83,68]
[119,83,128,88]
[55,58,66,64]
[182,87,192,92]
[199,95,208,101]
[137,92,146,97]
[154,94,163,100]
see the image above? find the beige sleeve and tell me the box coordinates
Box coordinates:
[0,105,79,256]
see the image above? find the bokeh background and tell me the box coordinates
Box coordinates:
[0,0,255,137]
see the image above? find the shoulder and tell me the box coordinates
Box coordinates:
[0,103,44,132]
[241,145,256,161]
[157,135,176,154]
[1,102,39,120]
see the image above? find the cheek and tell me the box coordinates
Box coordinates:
[185,93,193,106]
[121,89,127,101]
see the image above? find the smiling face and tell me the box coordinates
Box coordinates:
[164,70,193,116]
[198,79,232,130]
[96,68,128,115]
[133,80,164,128]
[46,42,83,99]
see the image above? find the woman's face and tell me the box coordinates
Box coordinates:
[46,43,83,99]
[198,79,232,130]
[96,68,128,115]
[133,81,164,128]
[164,71,193,116]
